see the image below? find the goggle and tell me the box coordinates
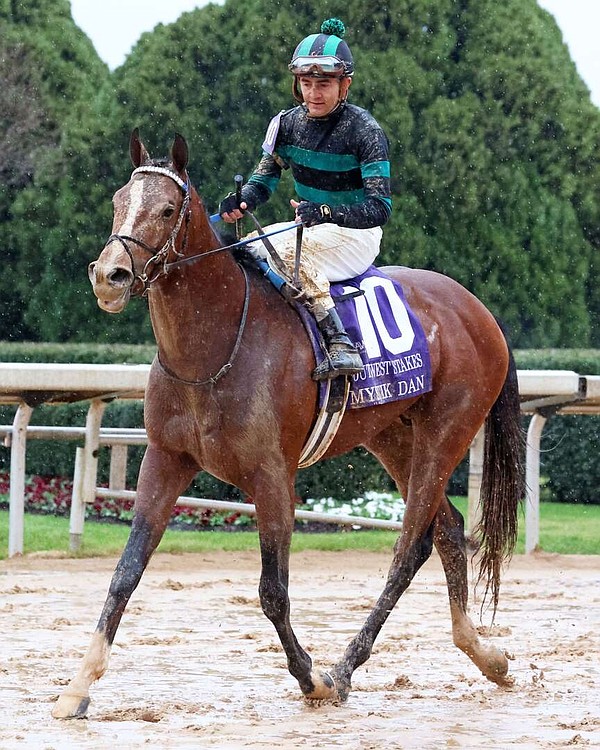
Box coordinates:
[288,55,345,77]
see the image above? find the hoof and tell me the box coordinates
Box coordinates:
[479,648,514,688]
[52,692,90,719]
[304,670,338,701]
[330,663,352,702]
[494,673,515,689]
[486,668,515,688]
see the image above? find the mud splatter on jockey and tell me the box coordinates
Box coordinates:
[219,18,392,381]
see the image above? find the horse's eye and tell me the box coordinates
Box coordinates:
[163,206,175,218]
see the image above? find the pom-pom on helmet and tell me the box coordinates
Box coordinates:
[289,18,354,80]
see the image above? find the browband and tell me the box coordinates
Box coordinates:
[131,165,188,192]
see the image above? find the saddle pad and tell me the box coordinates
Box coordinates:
[306,266,433,410]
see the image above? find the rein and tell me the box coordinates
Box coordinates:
[107,165,298,387]
[163,218,299,273]
[109,165,298,278]
[105,166,191,296]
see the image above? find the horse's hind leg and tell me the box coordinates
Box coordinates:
[333,402,499,699]
[433,496,512,686]
[52,447,197,719]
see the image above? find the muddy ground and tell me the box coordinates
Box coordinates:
[1,549,598,749]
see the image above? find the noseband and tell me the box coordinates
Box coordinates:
[104,165,251,387]
[105,166,191,296]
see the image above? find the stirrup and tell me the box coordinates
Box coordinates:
[312,345,363,381]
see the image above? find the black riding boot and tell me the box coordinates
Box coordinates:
[312,308,364,381]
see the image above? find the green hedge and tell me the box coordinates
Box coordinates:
[1,344,598,503]
[2,341,597,370]
[514,349,600,373]
[0,342,156,364]
[514,349,599,504]
[538,415,599,504]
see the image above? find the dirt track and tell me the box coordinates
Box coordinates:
[1,549,599,749]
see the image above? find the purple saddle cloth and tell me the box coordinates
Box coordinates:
[300,266,432,410]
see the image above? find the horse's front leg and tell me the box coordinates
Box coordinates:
[255,489,337,701]
[52,447,197,719]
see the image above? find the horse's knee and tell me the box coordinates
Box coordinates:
[259,577,289,623]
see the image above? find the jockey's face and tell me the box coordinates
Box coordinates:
[298,76,351,117]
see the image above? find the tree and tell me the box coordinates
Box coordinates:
[1,0,124,341]
[2,0,599,346]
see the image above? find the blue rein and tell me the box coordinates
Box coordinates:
[164,218,299,271]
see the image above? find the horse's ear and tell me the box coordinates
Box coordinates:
[130,127,151,167]
[171,133,189,174]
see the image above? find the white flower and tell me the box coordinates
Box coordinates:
[303,491,405,523]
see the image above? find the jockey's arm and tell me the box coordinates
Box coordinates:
[219,152,282,223]
[294,190,391,228]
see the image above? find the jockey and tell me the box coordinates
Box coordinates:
[219,18,392,381]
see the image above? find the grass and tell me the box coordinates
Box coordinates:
[1,498,599,559]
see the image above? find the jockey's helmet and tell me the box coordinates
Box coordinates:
[289,18,354,88]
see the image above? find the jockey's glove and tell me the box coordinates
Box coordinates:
[219,189,256,216]
[218,192,244,216]
[296,201,333,227]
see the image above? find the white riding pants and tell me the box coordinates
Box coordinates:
[246,223,382,310]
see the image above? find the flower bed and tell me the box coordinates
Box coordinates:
[0,473,249,529]
[0,473,405,531]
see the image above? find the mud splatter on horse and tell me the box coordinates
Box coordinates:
[53,131,523,718]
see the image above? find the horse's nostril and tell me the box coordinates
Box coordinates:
[107,267,134,287]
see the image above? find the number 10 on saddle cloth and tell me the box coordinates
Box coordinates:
[312,265,433,409]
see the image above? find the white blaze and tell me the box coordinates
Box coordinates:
[117,179,144,236]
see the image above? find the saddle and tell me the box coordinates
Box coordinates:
[232,211,431,463]
[247,254,433,467]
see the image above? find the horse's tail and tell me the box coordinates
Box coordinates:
[476,327,525,615]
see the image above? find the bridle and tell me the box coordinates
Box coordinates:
[103,165,300,387]
[105,165,192,297]
[106,164,250,386]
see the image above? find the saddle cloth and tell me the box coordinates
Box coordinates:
[302,266,433,409]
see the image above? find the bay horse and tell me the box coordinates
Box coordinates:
[53,130,524,719]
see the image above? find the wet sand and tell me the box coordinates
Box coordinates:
[1,549,598,749]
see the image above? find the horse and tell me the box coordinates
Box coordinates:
[52,130,524,719]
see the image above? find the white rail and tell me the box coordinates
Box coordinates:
[2,365,598,556]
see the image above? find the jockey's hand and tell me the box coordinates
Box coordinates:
[291,199,333,227]
[219,192,247,223]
